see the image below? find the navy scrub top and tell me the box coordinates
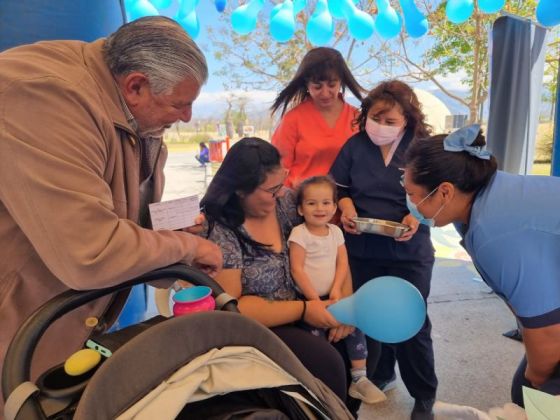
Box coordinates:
[329,130,434,262]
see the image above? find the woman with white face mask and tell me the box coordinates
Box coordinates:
[329,80,438,420]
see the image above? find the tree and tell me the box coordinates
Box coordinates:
[207,0,542,123]
[543,33,560,122]
[383,0,538,123]
[206,0,384,91]
[223,93,250,138]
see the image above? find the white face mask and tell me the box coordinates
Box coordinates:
[365,119,404,146]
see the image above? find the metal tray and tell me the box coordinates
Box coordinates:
[353,217,411,238]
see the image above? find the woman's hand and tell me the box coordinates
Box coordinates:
[396,213,419,242]
[304,299,340,329]
[525,364,548,388]
[328,324,355,343]
[340,209,360,235]
[329,287,342,302]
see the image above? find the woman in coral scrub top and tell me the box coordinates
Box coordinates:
[271,47,366,189]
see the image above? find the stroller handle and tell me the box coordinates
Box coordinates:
[2,263,237,420]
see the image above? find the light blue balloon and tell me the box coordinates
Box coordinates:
[327,276,426,343]
[176,0,198,19]
[307,0,334,45]
[270,0,296,42]
[231,0,265,35]
[270,2,282,20]
[328,0,359,20]
[374,0,401,39]
[150,0,173,9]
[177,9,200,38]
[478,0,504,14]
[399,0,428,38]
[127,0,160,21]
[293,0,307,14]
[446,0,474,24]
[348,8,375,40]
[536,0,560,28]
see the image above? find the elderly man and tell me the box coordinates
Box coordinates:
[0,16,222,405]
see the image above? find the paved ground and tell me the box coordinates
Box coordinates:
[159,150,526,419]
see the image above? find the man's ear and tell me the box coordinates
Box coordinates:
[118,72,150,107]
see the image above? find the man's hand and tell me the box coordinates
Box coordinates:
[185,236,222,278]
[182,213,206,235]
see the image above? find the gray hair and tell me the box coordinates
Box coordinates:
[103,16,208,95]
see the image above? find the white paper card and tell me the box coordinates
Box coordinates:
[149,195,200,231]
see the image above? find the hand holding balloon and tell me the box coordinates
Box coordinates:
[327,276,426,343]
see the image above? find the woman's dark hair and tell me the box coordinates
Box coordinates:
[405,129,498,194]
[355,80,431,139]
[270,47,366,116]
[295,176,337,207]
[199,142,207,148]
[200,137,282,251]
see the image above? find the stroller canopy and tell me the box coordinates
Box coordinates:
[74,312,353,420]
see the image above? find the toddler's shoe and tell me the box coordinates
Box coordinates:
[348,377,387,404]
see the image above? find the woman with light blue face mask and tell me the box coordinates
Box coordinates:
[329,80,438,419]
[404,124,560,408]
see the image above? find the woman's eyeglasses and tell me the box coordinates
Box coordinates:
[258,183,284,197]
[258,168,289,197]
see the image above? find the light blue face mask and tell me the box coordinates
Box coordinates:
[405,187,445,228]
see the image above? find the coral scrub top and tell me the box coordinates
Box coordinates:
[272,98,358,188]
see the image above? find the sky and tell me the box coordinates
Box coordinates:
[142,0,554,119]
[144,0,472,115]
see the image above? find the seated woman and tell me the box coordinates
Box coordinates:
[200,137,354,402]
[195,141,210,166]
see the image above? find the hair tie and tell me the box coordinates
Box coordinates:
[443,124,492,160]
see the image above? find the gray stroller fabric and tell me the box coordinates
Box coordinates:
[74,312,353,420]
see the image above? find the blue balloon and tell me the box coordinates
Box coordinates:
[176,0,197,19]
[150,0,173,9]
[478,0,504,14]
[307,0,334,45]
[446,0,474,24]
[293,0,307,14]
[215,0,227,12]
[270,0,296,42]
[328,276,426,343]
[176,9,200,38]
[399,0,428,38]
[328,0,359,20]
[348,8,375,40]
[231,0,264,35]
[374,0,401,39]
[270,2,282,20]
[127,0,159,21]
[536,0,560,28]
